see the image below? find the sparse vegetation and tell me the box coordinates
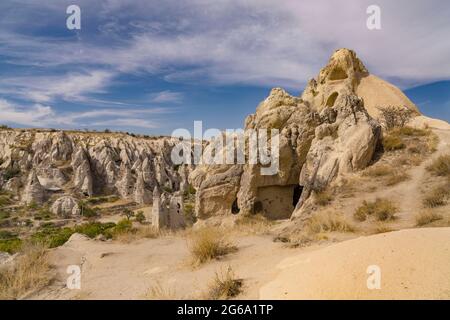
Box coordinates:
[0,242,51,299]
[386,172,410,186]
[188,227,237,265]
[0,238,22,254]
[426,154,450,177]
[354,199,398,222]
[135,211,146,224]
[314,190,334,206]
[382,134,405,151]
[205,266,242,300]
[377,105,415,129]
[2,167,21,181]
[146,282,176,300]
[362,164,409,186]
[415,211,443,226]
[234,214,274,235]
[306,211,355,234]
[422,184,449,208]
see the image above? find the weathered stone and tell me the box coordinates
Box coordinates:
[22,170,45,205]
[51,196,81,217]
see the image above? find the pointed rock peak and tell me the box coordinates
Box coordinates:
[28,169,41,186]
[153,186,160,197]
[318,48,368,83]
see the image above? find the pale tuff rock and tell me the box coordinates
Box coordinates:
[190,48,387,221]
[22,169,46,205]
[134,173,151,205]
[71,147,93,197]
[0,131,186,204]
[51,196,81,217]
[151,187,185,230]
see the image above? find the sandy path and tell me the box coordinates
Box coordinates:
[260,227,450,300]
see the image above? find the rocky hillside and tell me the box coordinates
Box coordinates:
[0,130,192,211]
[189,48,439,224]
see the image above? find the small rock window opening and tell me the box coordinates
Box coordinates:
[231,198,240,214]
[292,185,303,207]
[326,92,339,107]
[253,201,263,214]
[328,66,348,80]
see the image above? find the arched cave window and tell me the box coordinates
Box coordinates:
[326,92,339,107]
[292,185,303,207]
[231,199,240,214]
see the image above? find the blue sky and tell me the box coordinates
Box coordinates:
[0,0,449,135]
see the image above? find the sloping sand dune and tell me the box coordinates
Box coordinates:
[260,228,450,300]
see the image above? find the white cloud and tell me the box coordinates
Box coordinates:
[0,71,114,103]
[150,90,184,103]
[0,99,171,129]
[1,0,450,90]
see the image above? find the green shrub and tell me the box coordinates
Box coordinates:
[135,211,146,224]
[0,230,17,240]
[2,167,20,181]
[31,227,74,248]
[0,238,22,253]
[74,222,115,239]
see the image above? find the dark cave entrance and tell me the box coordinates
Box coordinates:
[231,198,240,214]
[292,185,303,207]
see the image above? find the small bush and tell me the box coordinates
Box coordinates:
[0,243,51,299]
[377,106,415,129]
[382,134,405,151]
[0,238,22,254]
[146,282,176,300]
[363,164,394,177]
[386,172,410,186]
[415,211,443,226]
[314,190,334,206]
[2,167,20,181]
[188,228,237,265]
[74,222,115,239]
[423,185,449,208]
[206,266,242,300]
[31,227,74,248]
[135,211,146,224]
[354,199,397,222]
[426,154,450,177]
[306,211,355,234]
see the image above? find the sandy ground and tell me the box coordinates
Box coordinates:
[260,227,450,299]
[32,233,319,300]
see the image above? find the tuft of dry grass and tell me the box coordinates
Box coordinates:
[386,172,410,186]
[234,214,273,235]
[0,242,51,300]
[415,210,443,226]
[426,154,450,177]
[382,134,405,151]
[422,184,449,208]
[145,282,177,300]
[188,227,237,266]
[354,198,398,222]
[205,266,242,300]
[363,164,395,177]
[372,225,395,234]
[306,211,355,234]
[314,190,334,206]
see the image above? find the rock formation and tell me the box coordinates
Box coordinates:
[22,169,46,205]
[189,48,397,222]
[51,196,81,217]
[151,187,185,230]
[0,131,191,210]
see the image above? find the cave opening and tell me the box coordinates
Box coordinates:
[292,185,303,207]
[231,198,240,214]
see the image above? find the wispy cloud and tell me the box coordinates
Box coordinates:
[149,90,184,103]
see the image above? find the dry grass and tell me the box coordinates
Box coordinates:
[188,227,237,266]
[422,184,449,208]
[0,242,51,299]
[362,164,410,186]
[382,134,405,151]
[145,282,177,300]
[415,210,444,226]
[372,225,395,234]
[306,211,355,234]
[205,266,242,300]
[234,214,274,235]
[314,190,334,206]
[394,154,423,167]
[354,198,398,222]
[426,154,450,177]
[363,164,395,177]
[386,172,410,186]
